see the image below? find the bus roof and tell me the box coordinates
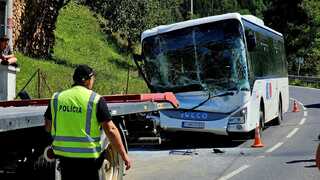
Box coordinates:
[141,13,282,41]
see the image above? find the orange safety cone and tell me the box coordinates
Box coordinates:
[251,124,264,148]
[292,100,300,112]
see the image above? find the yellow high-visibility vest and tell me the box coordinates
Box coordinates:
[51,86,102,158]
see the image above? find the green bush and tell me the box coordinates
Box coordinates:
[16,1,148,99]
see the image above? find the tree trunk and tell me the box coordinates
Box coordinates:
[13,0,69,58]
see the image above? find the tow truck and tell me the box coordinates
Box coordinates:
[0,64,179,180]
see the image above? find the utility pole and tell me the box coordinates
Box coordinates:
[190,0,193,19]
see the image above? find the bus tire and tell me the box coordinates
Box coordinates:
[316,143,320,170]
[274,98,283,125]
[249,109,265,139]
[259,109,265,132]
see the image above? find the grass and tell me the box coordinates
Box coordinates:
[16,53,73,98]
[289,80,320,89]
[16,1,148,99]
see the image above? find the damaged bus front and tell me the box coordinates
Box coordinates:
[134,13,288,136]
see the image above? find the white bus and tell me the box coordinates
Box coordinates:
[135,13,289,136]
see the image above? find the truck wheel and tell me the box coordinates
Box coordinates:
[16,150,55,180]
[33,155,55,180]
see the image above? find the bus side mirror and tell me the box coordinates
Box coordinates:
[132,53,155,91]
[246,31,257,51]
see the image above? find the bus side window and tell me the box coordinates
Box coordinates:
[245,30,257,51]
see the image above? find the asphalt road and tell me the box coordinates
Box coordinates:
[124,86,320,180]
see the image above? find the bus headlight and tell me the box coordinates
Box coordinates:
[228,107,247,124]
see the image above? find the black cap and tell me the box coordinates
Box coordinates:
[73,64,95,83]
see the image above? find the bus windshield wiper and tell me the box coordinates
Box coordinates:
[227,87,238,91]
[158,83,205,93]
[240,87,250,91]
[189,91,235,111]
[228,87,250,92]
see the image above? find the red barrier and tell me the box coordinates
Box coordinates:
[0,92,179,108]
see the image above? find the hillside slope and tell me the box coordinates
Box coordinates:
[16,1,148,98]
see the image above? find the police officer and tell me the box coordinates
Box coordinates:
[44,64,132,180]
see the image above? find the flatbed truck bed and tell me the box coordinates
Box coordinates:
[0,101,175,132]
[0,92,178,180]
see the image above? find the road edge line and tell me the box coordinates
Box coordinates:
[266,142,284,153]
[290,85,320,91]
[218,165,250,180]
[286,128,299,138]
[299,118,306,125]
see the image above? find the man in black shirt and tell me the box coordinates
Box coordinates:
[44,64,131,180]
[44,93,112,126]
[0,35,17,66]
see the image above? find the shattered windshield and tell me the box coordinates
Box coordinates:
[142,19,249,93]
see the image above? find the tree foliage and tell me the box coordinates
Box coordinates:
[86,0,183,51]
[84,0,320,75]
[264,0,320,75]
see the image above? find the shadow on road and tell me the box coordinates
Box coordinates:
[128,116,287,151]
[304,104,320,109]
[129,132,247,151]
[286,159,316,168]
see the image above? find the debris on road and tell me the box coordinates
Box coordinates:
[213,148,225,154]
[169,149,199,156]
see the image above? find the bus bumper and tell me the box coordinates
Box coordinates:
[227,124,250,132]
[158,115,229,135]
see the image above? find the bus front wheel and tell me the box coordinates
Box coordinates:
[316,143,320,170]
[250,109,265,139]
[274,98,283,125]
[259,110,265,132]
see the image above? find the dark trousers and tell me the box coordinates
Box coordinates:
[58,156,103,180]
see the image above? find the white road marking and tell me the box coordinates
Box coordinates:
[266,142,284,153]
[303,106,306,110]
[218,97,306,180]
[286,128,299,138]
[218,165,250,180]
[257,155,265,159]
[299,118,306,125]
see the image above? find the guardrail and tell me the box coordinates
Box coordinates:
[289,75,320,88]
[289,75,320,83]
